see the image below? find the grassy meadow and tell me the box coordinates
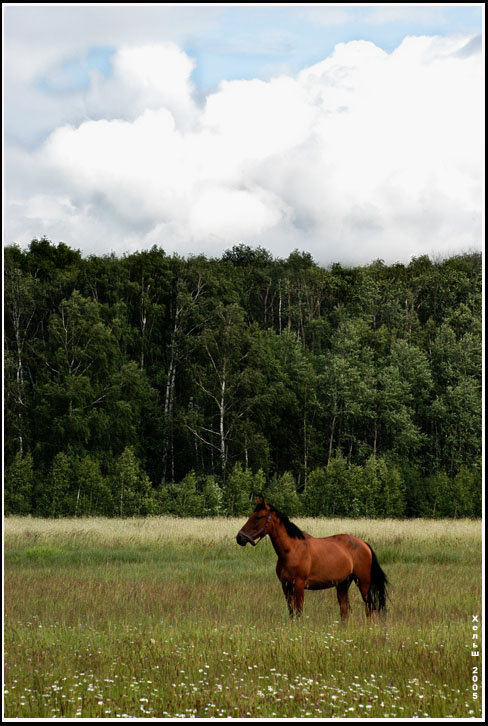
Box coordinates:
[4,515,483,719]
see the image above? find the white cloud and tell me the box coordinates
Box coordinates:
[4,34,483,265]
[85,44,198,126]
[188,185,288,241]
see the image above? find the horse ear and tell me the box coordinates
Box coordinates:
[255,493,267,506]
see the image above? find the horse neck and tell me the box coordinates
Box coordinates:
[268,517,295,560]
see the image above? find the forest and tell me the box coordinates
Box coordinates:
[4,238,482,518]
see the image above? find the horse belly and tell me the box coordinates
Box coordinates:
[305,579,336,591]
[306,544,353,589]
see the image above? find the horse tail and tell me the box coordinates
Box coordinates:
[366,543,389,612]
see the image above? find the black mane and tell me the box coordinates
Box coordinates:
[253,501,305,540]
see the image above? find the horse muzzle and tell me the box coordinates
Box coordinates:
[236,531,257,547]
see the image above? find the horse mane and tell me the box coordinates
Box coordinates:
[253,500,305,540]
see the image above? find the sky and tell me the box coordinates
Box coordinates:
[3,3,484,266]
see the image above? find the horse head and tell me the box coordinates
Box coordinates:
[236,495,273,546]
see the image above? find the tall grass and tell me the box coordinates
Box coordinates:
[4,516,483,718]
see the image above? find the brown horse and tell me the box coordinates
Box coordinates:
[236,496,389,620]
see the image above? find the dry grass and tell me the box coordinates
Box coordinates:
[4,514,481,545]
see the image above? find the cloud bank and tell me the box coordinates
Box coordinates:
[5,35,483,265]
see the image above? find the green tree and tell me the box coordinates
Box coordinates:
[113,446,155,517]
[3,242,481,519]
[38,452,72,517]
[4,260,39,460]
[469,467,482,518]
[317,319,376,465]
[222,462,254,515]
[172,471,203,516]
[4,451,34,515]
[301,467,329,516]
[400,464,428,518]
[265,471,301,516]
[422,471,450,518]
[354,456,405,518]
[33,291,120,460]
[431,379,481,476]
[184,303,265,480]
[72,455,111,516]
[201,476,223,516]
[327,454,359,517]
[436,468,475,518]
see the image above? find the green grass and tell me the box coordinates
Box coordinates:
[4,516,483,718]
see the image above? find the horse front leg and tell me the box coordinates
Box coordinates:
[281,579,304,619]
[292,580,305,619]
[281,580,295,619]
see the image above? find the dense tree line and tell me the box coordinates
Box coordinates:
[4,239,482,517]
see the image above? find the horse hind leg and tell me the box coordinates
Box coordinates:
[357,579,374,617]
[336,577,353,621]
[353,544,389,619]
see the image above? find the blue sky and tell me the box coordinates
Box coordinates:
[188,4,482,89]
[17,5,483,97]
[3,4,484,264]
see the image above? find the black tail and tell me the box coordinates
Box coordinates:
[366,543,389,612]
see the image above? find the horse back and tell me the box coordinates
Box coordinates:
[306,533,372,585]
[324,534,372,561]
